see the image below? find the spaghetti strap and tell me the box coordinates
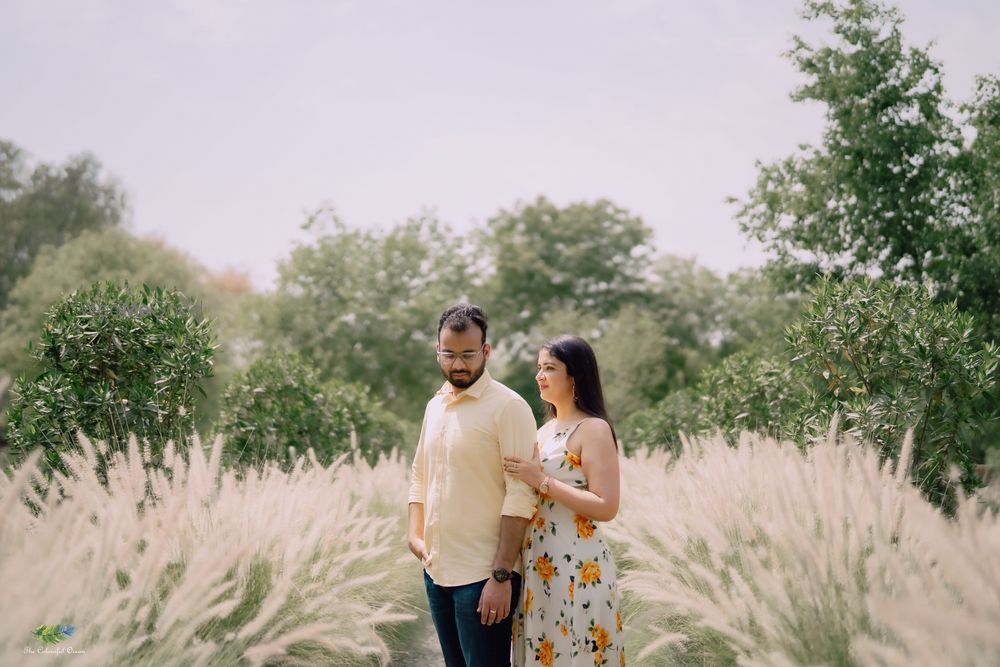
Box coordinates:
[540,418,590,461]
[563,418,588,441]
[552,417,588,441]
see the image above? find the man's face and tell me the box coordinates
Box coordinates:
[437,325,491,389]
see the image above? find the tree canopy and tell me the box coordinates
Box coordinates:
[254,210,474,423]
[734,0,972,288]
[481,196,655,330]
[0,140,129,310]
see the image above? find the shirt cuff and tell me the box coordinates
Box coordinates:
[408,483,424,505]
[501,488,538,519]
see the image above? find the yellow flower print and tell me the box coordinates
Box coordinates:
[560,623,568,636]
[616,610,623,633]
[580,559,602,585]
[535,555,555,581]
[574,513,595,539]
[592,623,611,650]
[568,580,575,601]
[525,587,533,613]
[620,649,626,666]
[537,638,554,667]
[535,514,546,530]
[594,651,605,665]
[566,450,582,468]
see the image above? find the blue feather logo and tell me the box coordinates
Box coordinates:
[32,624,75,645]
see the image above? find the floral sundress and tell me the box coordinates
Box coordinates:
[513,420,624,667]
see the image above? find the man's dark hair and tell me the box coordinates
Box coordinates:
[437,304,488,345]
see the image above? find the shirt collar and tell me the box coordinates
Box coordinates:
[437,368,492,400]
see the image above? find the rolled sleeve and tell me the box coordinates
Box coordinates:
[408,417,427,505]
[497,398,539,519]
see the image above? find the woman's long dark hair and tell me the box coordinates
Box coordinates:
[542,335,618,449]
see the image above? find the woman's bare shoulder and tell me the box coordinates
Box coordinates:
[577,417,615,443]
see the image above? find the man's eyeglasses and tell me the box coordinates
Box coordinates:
[436,345,485,365]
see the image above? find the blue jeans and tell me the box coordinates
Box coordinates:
[423,570,521,667]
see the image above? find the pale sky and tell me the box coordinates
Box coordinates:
[3,0,998,289]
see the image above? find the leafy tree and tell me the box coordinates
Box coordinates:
[716,269,808,359]
[620,350,807,455]
[642,256,727,388]
[255,211,473,423]
[0,227,247,432]
[216,352,402,467]
[624,278,999,509]
[481,196,655,331]
[618,386,701,455]
[496,256,798,424]
[0,140,128,309]
[734,0,1000,348]
[949,75,1000,342]
[593,304,676,422]
[2,228,203,378]
[733,0,964,286]
[637,258,803,390]
[6,282,216,473]
[787,278,998,507]
[321,381,406,460]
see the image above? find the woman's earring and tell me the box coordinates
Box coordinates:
[572,385,578,402]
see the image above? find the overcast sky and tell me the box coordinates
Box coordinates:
[3,0,998,290]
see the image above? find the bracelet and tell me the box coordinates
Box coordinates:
[539,475,551,495]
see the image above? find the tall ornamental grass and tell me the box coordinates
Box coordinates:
[610,426,1000,666]
[0,433,420,666]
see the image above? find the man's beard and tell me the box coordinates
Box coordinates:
[443,363,486,389]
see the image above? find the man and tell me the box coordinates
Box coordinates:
[408,304,538,666]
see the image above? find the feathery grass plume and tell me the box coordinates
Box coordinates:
[852,483,1000,666]
[608,427,1000,666]
[0,432,420,666]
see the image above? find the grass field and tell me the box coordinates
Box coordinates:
[1,426,997,666]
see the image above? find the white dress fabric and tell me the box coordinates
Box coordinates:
[513,420,624,667]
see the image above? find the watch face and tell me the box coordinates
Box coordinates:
[492,568,511,582]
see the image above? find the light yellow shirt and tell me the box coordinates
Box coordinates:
[408,368,538,586]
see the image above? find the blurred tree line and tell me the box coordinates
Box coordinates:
[1,0,998,506]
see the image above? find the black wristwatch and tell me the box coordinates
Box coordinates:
[491,568,512,583]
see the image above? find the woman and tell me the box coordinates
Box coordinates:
[503,335,623,666]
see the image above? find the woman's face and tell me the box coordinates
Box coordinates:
[536,348,573,405]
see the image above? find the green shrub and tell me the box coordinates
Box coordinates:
[0,226,247,433]
[323,381,406,460]
[624,278,999,508]
[788,277,999,507]
[621,350,810,454]
[216,353,402,467]
[620,387,703,456]
[6,282,215,472]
